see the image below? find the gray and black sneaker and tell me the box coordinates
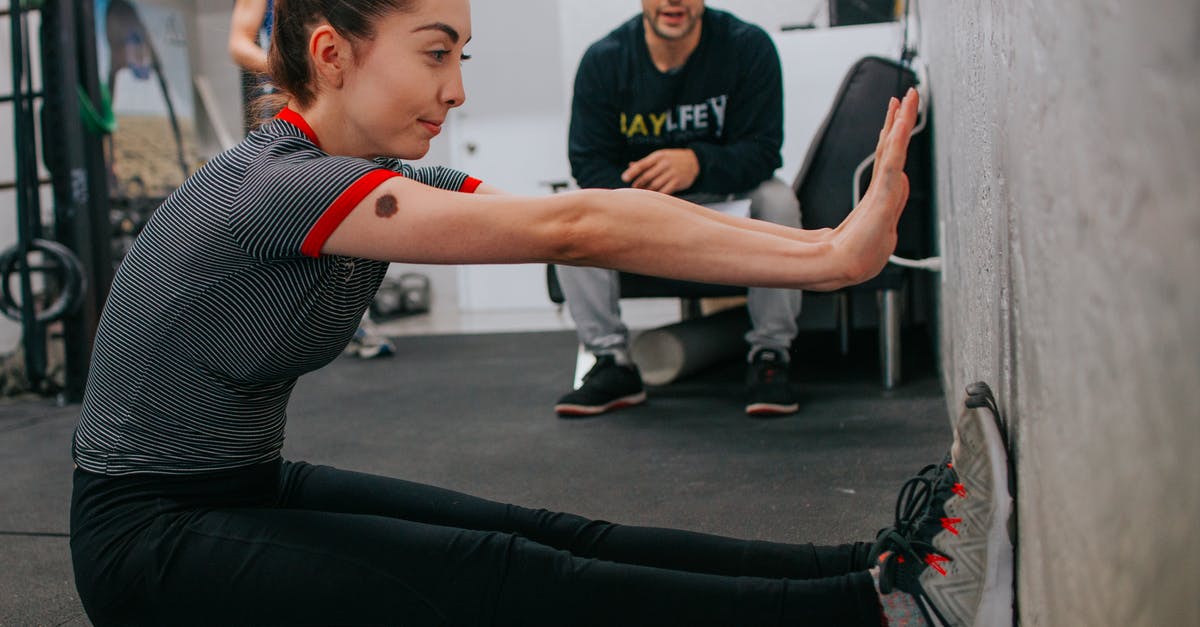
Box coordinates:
[554,355,646,418]
[869,383,1014,626]
[745,349,799,417]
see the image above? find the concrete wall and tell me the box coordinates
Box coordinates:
[920,1,1200,624]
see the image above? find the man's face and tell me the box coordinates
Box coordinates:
[641,0,705,41]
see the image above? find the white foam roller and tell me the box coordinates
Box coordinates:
[631,307,750,386]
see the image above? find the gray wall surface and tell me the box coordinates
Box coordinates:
[921,1,1199,625]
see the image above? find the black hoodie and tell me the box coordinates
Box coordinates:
[568,8,785,195]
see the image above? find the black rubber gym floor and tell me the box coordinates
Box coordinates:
[0,328,946,625]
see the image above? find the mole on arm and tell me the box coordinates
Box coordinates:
[375,194,399,218]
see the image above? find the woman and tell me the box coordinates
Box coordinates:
[70,0,1009,625]
[229,0,394,356]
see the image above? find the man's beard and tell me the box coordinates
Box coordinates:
[644,9,700,41]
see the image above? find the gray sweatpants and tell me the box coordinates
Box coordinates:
[557,177,803,363]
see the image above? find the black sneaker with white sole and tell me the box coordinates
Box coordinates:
[870,382,1014,626]
[554,355,646,418]
[745,349,799,417]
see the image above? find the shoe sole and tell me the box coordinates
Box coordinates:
[920,396,1014,627]
[744,402,799,417]
[555,392,647,418]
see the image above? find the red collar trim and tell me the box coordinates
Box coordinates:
[276,107,321,148]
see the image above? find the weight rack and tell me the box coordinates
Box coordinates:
[4,0,112,402]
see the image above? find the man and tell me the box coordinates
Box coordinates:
[556,0,802,418]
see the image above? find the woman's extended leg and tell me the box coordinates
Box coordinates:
[114,502,882,626]
[277,461,875,580]
[72,459,882,625]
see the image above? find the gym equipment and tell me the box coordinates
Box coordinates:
[7,0,51,388]
[44,0,115,401]
[548,267,748,389]
[1,0,112,398]
[370,273,432,320]
[630,306,750,386]
[0,239,87,324]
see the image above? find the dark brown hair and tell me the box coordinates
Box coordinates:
[252,0,418,123]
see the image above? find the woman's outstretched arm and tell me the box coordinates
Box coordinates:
[322,89,919,293]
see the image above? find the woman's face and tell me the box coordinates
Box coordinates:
[339,0,471,159]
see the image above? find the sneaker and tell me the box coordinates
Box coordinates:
[744,349,799,417]
[343,326,395,359]
[869,384,1014,626]
[554,355,646,418]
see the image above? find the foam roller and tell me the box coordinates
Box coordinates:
[631,306,750,385]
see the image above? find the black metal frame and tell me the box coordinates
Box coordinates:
[2,0,111,401]
[39,0,114,402]
[8,0,49,390]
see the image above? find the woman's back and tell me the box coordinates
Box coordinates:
[73,120,389,476]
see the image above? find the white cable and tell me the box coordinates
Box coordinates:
[888,254,942,271]
[852,153,875,207]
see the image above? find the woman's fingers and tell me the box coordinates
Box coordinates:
[866,89,918,212]
[871,97,900,181]
[879,89,919,175]
[835,94,910,237]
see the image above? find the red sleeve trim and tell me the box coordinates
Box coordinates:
[300,169,402,258]
[276,107,322,149]
[460,177,483,194]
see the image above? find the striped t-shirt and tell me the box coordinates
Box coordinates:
[72,108,481,476]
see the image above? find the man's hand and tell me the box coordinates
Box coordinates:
[620,148,701,195]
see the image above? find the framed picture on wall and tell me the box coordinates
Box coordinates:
[94,0,199,201]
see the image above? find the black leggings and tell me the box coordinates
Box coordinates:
[70,460,883,626]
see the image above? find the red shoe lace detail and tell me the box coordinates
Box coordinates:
[941,517,962,535]
[925,553,951,576]
[952,482,967,498]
